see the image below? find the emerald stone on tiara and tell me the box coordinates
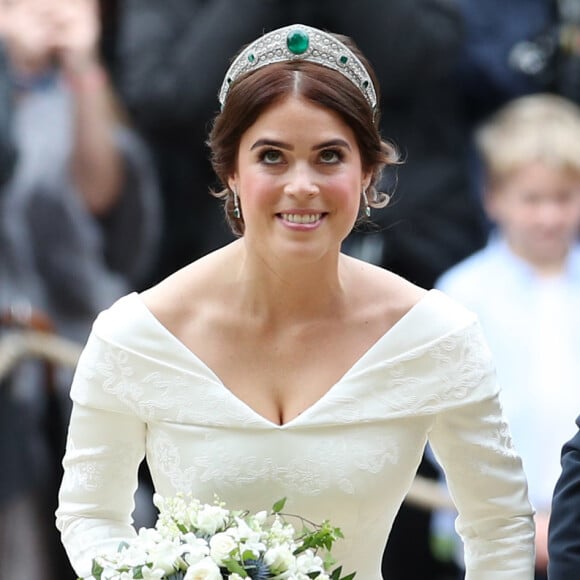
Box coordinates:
[218,24,378,112]
[287,30,309,55]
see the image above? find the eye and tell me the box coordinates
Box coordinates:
[319,149,343,164]
[260,149,283,164]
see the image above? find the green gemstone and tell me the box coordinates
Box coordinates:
[339,55,348,65]
[286,30,309,55]
[248,53,256,63]
[362,80,369,88]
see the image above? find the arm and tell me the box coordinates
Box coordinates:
[56,330,147,579]
[547,415,580,579]
[55,0,124,216]
[428,326,535,579]
[25,127,160,319]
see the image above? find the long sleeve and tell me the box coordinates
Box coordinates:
[548,416,580,579]
[428,325,535,579]
[56,329,147,579]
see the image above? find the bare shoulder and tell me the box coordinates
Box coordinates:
[342,254,428,322]
[140,242,239,327]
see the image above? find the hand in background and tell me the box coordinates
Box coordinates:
[0,0,56,76]
[536,511,549,573]
[51,0,101,72]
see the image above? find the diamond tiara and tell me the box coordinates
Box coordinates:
[218,24,378,111]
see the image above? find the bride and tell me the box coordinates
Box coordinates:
[56,24,535,579]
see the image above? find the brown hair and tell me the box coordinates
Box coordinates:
[207,34,399,235]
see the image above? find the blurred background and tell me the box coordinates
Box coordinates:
[1,1,580,579]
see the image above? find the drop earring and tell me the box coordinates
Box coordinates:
[232,188,241,219]
[362,189,371,217]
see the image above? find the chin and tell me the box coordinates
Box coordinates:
[275,238,337,263]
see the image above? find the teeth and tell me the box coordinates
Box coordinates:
[280,213,322,224]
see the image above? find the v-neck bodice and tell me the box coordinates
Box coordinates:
[58,290,535,579]
[123,290,443,428]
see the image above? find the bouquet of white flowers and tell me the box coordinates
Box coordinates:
[82,494,356,580]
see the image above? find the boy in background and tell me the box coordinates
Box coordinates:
[434,93,580,579]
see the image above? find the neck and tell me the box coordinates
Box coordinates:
[230,239,348,324]
[508,242,569,278]
[532,260,567,278]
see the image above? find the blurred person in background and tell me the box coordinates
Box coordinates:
[434,93,580,580]
[548,414,580,579]
[0,45,16,187]
[0,0,160,578]
[455,0,580,206]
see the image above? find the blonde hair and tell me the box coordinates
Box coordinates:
[476,93,580,187]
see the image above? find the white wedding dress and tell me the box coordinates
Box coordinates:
[56,290,534,579]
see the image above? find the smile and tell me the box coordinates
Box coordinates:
[279,213,324,224]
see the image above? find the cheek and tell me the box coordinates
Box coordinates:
[326,174,362,206]
[237,173,279,212]
[489,197,531,228]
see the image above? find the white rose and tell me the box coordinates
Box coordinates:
[264,545,294,573]
[209,532,237,565]
[254,511,268,524]
[295,550,324,575]
[195,505,229,536]
[141,566,166,580]
[228,574,244,580]
[101,569,124,580]
[116,543,150,568]
[183,534,210,566]
[183,556,223,580]
[148,539,182,573]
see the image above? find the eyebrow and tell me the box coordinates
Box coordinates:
[250,138,352,151]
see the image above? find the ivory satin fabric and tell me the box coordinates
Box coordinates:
[56,290,534,579]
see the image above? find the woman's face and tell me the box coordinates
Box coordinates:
[229,95,370,263]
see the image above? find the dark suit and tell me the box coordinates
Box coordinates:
[548,415,580,579]
[0,46,16,188]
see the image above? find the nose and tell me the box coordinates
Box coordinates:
[283,163,319,199]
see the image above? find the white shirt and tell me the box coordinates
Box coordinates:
[437,236,580,512]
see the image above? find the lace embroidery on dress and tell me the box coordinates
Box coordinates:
[68,317,503,497]
[74,339,262,426]
[61,438,143,492]
[148,430,401,495]
[348,321,497,416]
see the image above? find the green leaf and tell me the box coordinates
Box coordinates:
[323,552,337,569]
[329,565,357,580]
[272,497,287,513]
[91,559,104,580]
[176,523,189,534]
[223,556,248,577]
